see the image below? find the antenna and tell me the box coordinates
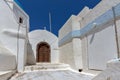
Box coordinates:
[49,12,52,32]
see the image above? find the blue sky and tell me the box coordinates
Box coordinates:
[17,0,101,36]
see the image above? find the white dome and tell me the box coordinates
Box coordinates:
[29,30,58,41]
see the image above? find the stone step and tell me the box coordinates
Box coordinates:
[82,70,101,76]
[10,69,94,80]
[0,70,16,80]
[24,63,70,71]
[92,59,120,80]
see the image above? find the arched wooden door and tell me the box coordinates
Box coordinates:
[36,42,50,62]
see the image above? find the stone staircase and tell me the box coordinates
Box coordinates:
[9,63,105,80]
[0,70,16,80]
[92,59,120,80]
[10,69,94,80]
[24,63,70,71]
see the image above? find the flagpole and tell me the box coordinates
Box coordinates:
[49,12,52,32]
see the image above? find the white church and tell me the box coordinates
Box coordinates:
[0,0,120,80]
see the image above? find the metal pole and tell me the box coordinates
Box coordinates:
[49,12,52,32]
[112,7,120,58]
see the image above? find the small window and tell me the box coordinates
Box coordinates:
[19,17,23,24]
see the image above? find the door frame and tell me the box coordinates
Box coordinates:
[36,42,51,62]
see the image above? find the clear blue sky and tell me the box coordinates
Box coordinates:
[17,0,101,36]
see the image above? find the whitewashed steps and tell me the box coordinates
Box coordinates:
[0,70,16,80]
[92,59,120,80]
[0,45,16,71]
[10,69,94,80]
[24,63,70,71]
[10,63,94,80]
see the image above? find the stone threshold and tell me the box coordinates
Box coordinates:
[24,63,70,71]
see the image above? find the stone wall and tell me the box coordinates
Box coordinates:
[80,0,120,71]
[0,0,29,72]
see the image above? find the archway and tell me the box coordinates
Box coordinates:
[36,42,51,62]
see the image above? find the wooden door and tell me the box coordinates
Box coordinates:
[36,42,50,62]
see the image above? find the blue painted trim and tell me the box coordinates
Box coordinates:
[59,3,120,47]
[114,3,120,19]
[58,30,81,46]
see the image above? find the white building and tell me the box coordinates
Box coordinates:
[59,0,120,79]
[0,0,120,80]
[0,0,29,73]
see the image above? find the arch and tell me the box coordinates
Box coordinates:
[36,42,51,62]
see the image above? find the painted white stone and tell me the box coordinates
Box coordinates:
[81,37,88,70]
[59,42,76,69]
[80,0,120,71]
[0,45,16,71]
[26,42,36,65]
[72,38,83,69]
[59,15,73,40]
[10,69,94,80]
[116,19,120,57]
[0,0,18,56]
[12,1,29,72]
[59,15,83,70]
[0,70,16,80]
[87,25,118,70]
[92,59,120,80]
[77,6,91,21]
[81,0,120,28]
[1,0,120,80]
[0,0,29,72]
[24,63,70,71]
[6,0,14,9]
[59,38,83,70]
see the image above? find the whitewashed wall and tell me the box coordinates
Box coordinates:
[72,16,83,69]
[59,39,82,70]
[13,2,29,72]
[116,19,120,57]
[80,0,120,71]
[7,0,14,9]
[0,44,16,71]
[92,59,120,80]
[28,30,59,63]
[81,0,120,28]
[59,16,73,40]
[0,0,29,72]
[59,42,76,69]
[59,15,83,70]
[87,26,118,70]
[77,7,90,21]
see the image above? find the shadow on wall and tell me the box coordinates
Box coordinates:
[90,33,95,44]
[27,42,36,65]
